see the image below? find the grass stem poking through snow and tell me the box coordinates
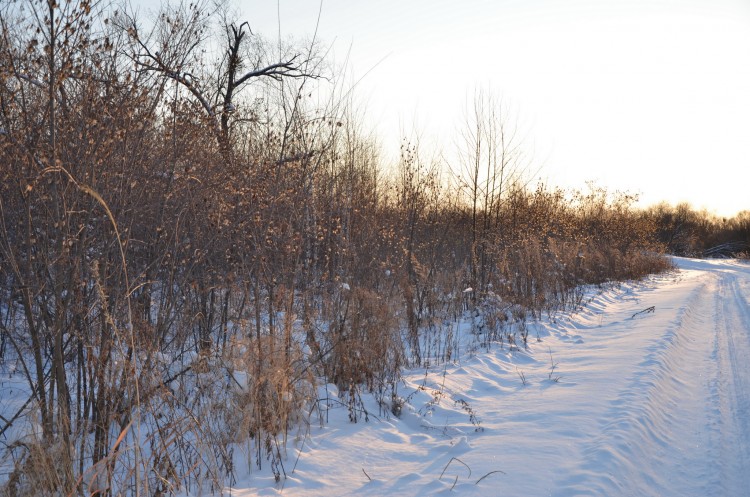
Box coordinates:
[631,306,656,319]
[548,347,561,382]
[516,367,528,386]
[440,456,471,482]
[475,469,507,485]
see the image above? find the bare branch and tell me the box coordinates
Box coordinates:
[234,57,307,86]
[15,73,45,89]
[128,24,219,138]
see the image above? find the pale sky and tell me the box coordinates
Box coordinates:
[244,0,750,217]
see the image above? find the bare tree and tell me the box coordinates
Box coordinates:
[121,1,323,171]
[456,88,525,298]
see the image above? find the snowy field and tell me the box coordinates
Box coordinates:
[229,257,750,496]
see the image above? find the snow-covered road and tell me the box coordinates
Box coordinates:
[553,258,750,496]
[233,258,750,496]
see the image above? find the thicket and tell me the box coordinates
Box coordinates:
[645,203,750,258]
[0,1,670,495]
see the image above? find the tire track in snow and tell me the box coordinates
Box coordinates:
[714,268,750,496]
[555,270,728,496]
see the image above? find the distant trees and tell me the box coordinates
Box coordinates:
[646,203,750,257]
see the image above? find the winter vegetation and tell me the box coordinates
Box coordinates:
[0,1,748,496]
[646,203,750,259]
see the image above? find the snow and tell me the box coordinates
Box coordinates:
[224,257,750,496]
[230,369,250,392]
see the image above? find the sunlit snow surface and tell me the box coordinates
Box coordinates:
[221,258,750,496]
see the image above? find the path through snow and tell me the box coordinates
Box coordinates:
[230,258,750,496]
